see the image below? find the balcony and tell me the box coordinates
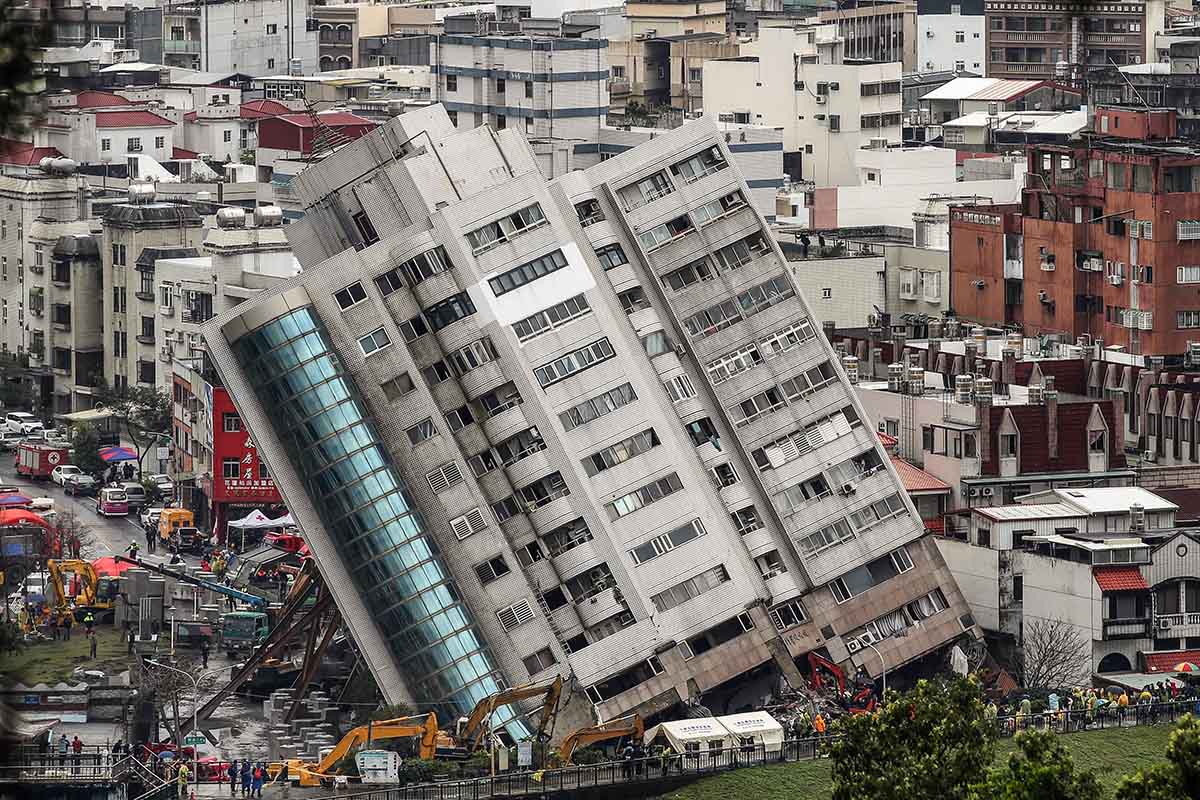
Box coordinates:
[576,587,627,629]
[163,39,201,53]
[459,359,506,399]
[1086,32,1141,45]
[988,62,1055,75]
[1103,617,1152,640]
[1155,612,1200,639]
[989,31,1060,42]
[503,447,553,488]
[1004,258,1023,280]
[412,269,462,311]
[482,403,529,443]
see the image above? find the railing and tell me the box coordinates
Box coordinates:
[1155,612,1200,628]
[163,39,201,53]
[1102,616,1151,638]
[989,31,1058,42]
[988,62,1055,75]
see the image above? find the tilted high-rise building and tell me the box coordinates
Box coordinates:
[203,105,979,736]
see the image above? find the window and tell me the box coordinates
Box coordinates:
[447,337,498,376]
[829,547,914,602]
[584,429,659,476]
[524,80,534,99]
[828,115,840,132]
[630,519,706,564]
[1000,433,1018,457]
[664,374,696,403]
[923,271,942,302]
[780,472,832,512]
[513,294,591,341]
[760,319,816,358]
[534,337,615,387]
[821,288,832,299]
[495,78,506,94]
[266,22,277,33]
[638,215,693,251]
[352,211,379,246]
[575,199,604,227]
[1179,311,1200,329]
[694,192,747,226]
[384,247,451,292]
[334,281,367,310]
[467,203,546,254]
[955,30,965,42]
[477,382,522,417]
[737,274,794,318]
[101,139,111,152]
[267,58,275,70]
[518,471,569,510]
[710,462,739,488]
[488,249,568,297]
[663,258,715,292]
[688,67,702,82]
[223,413,242,433]
[426,462,464,493]
[607,473,684,520]
[523,647,557,675]
[358,327,391,356]
[423,292,476,330]
[381,373,414,401]
[612,65,625,78]
[1179,266,1200,285]
[770,600,808,631]
[468,449,499,477]
[446,74,458,92]
[475,555,511,585]
[671,146,726,184]
[495,427,545,466]
[620,172,675,210]
[684,299,742,339]
[222,458,240,479]
[707,343,762,384]
[492,495,524,523]
[848,493,905,532]
[560,382,637,431]
[620,287,651,315]
[406,418,436,445]
[157,135,166,148]
[713,234,767,272]
[641,330,672,357]
[798,518,855,555]
[398,316,428,342]
[734,387,786,426]
[594,243,628,270]
[127,137,142,152]
[543,517,593,556]
[651,565,730,612]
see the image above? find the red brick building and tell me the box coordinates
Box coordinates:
[950,108,1200,357]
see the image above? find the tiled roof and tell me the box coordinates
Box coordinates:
[183,111,198,122]
[877,431,898,448]
[240,99,291,119]
[891,457,952,494]
[275,112,376,128]
[1144,649,1200,674]
[74,90,134,109]
[172,146,199,159]
[0,138,63,166]
[1093,566,1149,592]
[93,110,175,129]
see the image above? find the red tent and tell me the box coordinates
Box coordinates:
[0,508,51,529]
[92,557,135,577]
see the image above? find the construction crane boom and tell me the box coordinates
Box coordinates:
[457,675,563,751]
[114,554,267,608]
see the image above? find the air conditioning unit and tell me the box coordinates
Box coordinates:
[973,279,985,289]
[815,96,827,105]
[1040,260,1055,271]
[968,487,981,497]
[925,29,935,36]
[1038,290,1049,301]
[1143,449,1156,462]
[846,637,862,653]
[981,487,994,497]
[857,629,878,645]
[1109,275,1123,286]
[1158,617,1172,630]
[839,482,857,495]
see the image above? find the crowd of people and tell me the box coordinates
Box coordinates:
[984,681,1200,733]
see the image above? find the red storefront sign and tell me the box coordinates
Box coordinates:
[211,387,282,505]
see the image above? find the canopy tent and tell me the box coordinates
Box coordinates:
[0,494,32,507]
[0,508,51,529]
[56,408,114,425]
[92,556,135,576]
[98,446,138,463]
[643,717,735,754]
[716,712,785,753]
[271,513,296,527]
[227,509,287,530]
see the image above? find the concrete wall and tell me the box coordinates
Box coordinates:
[917,11,985,73]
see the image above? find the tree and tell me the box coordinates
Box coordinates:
[140,657,219,745]
[54,507,96,560]
[90,378,172,467]
[70,424,105,479]
[1019,618,1090,689]
[1116,714,1200,800]
[968,730,1101,800]
[0,0,47,139]
[829,675,996,800]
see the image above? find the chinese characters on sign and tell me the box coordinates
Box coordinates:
[223,434,277,496]
[951,210,1001,226]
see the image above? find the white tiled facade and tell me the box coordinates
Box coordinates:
[204,105,978,728]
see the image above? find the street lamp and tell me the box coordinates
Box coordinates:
[861,627,911,701]
[144,658,200,794]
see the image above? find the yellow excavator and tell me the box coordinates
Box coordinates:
[438,675,564,756]
[556,714,644,766]
[46,559,120,622]
[279,712,440,787]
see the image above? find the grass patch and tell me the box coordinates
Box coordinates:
[663,724,1174,800]
[0,627,128,684]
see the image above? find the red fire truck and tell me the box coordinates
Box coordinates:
[16,443,70,480]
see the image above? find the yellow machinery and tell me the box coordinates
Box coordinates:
[439,675,564,755]
[46,559,119,621]
[557,715,644,765]
[281,713,440,787]
[158,508,194,545]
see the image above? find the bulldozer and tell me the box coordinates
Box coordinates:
[276,713,440,787]
[555,714,644,766]
[46,559,119,622]
[436,675,563,756]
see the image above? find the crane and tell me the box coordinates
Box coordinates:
[556,714,644,766]
[441,675,563,754]
[114,554,267,609]
[280,713,440,787]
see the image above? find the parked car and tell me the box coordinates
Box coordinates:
[64,474,98,497]
[51,465,82,486]
[146,473,175,499]
[119,481,147,511]
[0,431,25,451]
[5,412,43,435]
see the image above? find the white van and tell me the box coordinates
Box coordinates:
[5,412,43,435]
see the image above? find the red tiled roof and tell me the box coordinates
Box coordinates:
[891,457,952,494]
[74,90,134,109]
[1093,566,1149,592]
[183,111,198,122]
[877,431,898,448]
[1144,649,1200,674]
[0,138,64,166]
[93,110,175,129]
[276,112,376,129]
[172,146,200,159]
[240,99,291,119]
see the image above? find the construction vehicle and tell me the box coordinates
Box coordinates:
[555,714,644,766]
[46,559,120,622]
[437,675,563,756]
[278,713,440,787]
[114,554,267,609]
[808,652,877,715]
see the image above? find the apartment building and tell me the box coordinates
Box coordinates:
[1089,39,1200,139]
[917,0,986,73]
[949,107,1200,356]
[818,2,916,70]
[625,0,728,38]
[172,0,320,76]
[203,105,978,736]
[608,32,739,115]
[704,23,903,186]
[429,32,608,177]
[314,4,390,72]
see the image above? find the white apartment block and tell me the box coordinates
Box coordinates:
[703,24,903,186]
[185,0,320,76]
[430,33,609,178]
[202,105,979,736]
[916,0,986,74]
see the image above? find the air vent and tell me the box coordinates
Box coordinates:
[497,599,535,631]
[427,462,464,494]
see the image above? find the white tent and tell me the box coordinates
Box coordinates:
[227,509,280,529]
[272,513,296,527]
[716,711,785,753]
[642,717,735,755]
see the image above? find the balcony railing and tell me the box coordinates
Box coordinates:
[988,62,1055,75]
[163,39,201,53]
[989,31,1060,42]
[1102,616,1151,639]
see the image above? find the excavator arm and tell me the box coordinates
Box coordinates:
[807,652,847,694]
[559,715,643,765]
[45,560,69,614]
[460,675,563,750]
[313,714,440,774]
